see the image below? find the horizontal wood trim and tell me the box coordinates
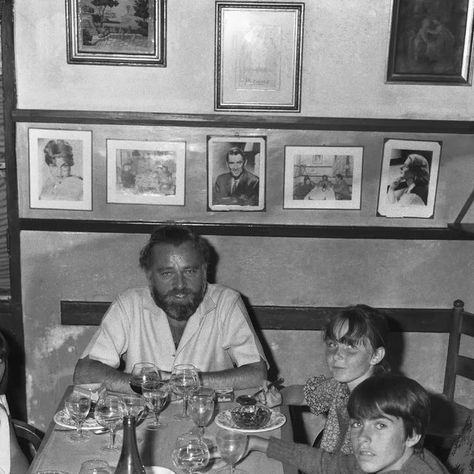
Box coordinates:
[12,110,474,133]
[457,355,474,381]
[60,300,455,332]
[462,312,474,337]
[19,219,474,240]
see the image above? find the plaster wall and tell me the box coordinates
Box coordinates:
[13,0,474,119]
[21,232,474,429]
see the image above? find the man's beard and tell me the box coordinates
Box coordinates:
[151,284,206,322]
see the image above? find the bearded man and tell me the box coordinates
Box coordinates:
[73,225,267,392]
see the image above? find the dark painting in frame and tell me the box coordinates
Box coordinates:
[387,0,474,84]
[215,1,304,111]
[66,0,166,66]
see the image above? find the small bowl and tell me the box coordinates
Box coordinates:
[230,404,271,429]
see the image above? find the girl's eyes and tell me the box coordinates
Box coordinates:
[351,420,362,428]
[375,422,387,430]
[326,341,337,348]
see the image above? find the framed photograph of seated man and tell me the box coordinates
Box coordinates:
[377,139,441,219]
[28,128,92,211]
[283,146,363,210]
[106,139,186,205]
[387,0,474,84]
[215,1,304,111]
[207,135,266,211]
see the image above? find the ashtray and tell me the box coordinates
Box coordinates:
[230,404,271,429]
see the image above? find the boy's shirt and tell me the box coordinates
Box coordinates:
[267,437,450,474]
[0,404,10,474]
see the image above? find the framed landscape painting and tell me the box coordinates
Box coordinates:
[66,0,166,66]
[387,0,474,83]
[28,128,92,211]
[106,139,185,205]
[207,135,266,211]
[377,139,441,218]
[284,146,363,210]
[215,1,304,111]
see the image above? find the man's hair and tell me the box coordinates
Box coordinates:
[405,154,430,186]
[335,173,343,179]
[348,374,430,453]
[43,140,74,166]
[226,147,245,162]
[139,225,210,271]
[323,304,390,373]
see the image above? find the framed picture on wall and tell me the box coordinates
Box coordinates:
[106,139,185,205]
[283,146,363,210]
[215,2,304,111]
[65,0,166,66]
[387,0,474,83]
[28,128,92,210]
[377,139,441,218]
[207,135,266,211]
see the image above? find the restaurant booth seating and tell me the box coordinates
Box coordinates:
[12,417,44,463]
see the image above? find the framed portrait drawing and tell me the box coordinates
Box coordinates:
[66,0,166,66]
[28,128,92,211]
[387,0,474,83]
[207,135,266,211]
[106,139,185,206]
[284,146,363,210]
[377,139,441,219]
[215,2,304,111]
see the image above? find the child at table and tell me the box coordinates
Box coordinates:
[248,374,449,473]
[0,331,28,474]
[261,304,390,454]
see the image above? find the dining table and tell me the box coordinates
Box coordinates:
[28,387,298,474]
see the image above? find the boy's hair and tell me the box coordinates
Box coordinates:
[139,225,210,271]
[323,304,390,373]
[348,374,430,453]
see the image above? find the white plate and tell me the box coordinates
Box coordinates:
[53,409,102,430]
[145,467,175,474]
[215,409,286,433]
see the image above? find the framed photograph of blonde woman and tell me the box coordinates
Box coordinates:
[377,139,441,219]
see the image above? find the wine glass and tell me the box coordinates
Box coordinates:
[121,393,147,421]
[94,394,126,451]
[172,432,210,474]
[141,380,169,430]
[78,459,112,474]
[170,364,200,419]
[64,392,91,442]
[188,388,215,439]
[216,429,248,474]
[129,362,160,395]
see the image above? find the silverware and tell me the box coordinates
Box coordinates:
[54,427,108,435]
[251,377,284,398]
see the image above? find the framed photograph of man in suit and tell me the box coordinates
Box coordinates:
[207,135,266,211]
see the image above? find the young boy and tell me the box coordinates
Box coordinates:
[248,375,449,473]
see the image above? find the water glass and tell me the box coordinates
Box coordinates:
[216,429,247,474]
[142,380,169,430]
[78,459,112,474]
[64,392,91,442]
[170,364,200,419]
[130,362,160,395]
[94,394,126,451]
[172,432,210,474]
[188,388,215,439]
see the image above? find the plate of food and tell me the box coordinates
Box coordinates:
[53,409,103,430]
[215,406,286,433]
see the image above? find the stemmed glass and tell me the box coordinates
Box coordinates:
[188,388,215,439]
[121,393,147,421]
[129,362,160,395]
[216,429,248,474]
[94,394,126,451]
[142,380,169,430]
[64,392,91,442]
[172,432,210,474]
[170,364,200,419]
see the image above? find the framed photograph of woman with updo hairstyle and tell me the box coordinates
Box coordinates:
[377,139,441,219]
[28,128,92,210]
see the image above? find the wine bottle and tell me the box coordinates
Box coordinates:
[114,415,146,474]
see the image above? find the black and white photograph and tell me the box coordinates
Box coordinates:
[28,128,92,210]
[107,139,185,205]
[377,139,441,218]
[284,146,363,209]
[207,135,265,211]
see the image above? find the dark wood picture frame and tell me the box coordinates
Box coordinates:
[66,0,166,66]
[387,0,474,84]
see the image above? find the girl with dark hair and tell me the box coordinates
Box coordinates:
[261,305,390,455]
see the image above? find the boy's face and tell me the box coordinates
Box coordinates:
[350,413,420,473]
